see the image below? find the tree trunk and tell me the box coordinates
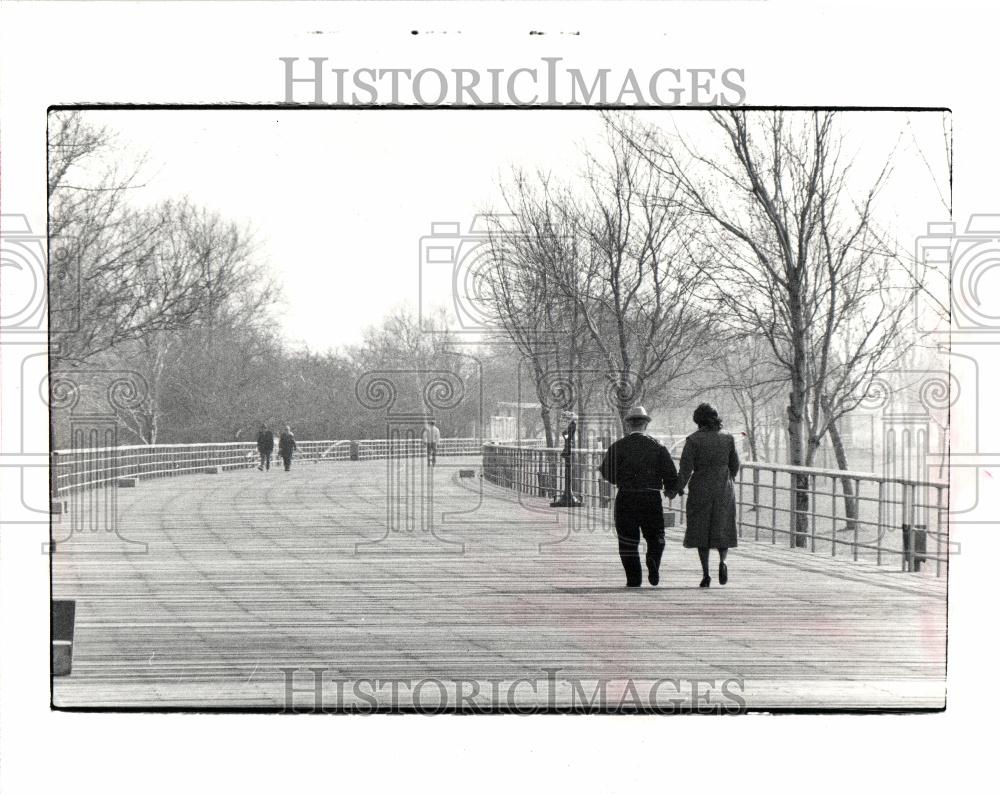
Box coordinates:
[786,391,810,548]
[540,404,554,448]
[827,413,859,537]
[787,284,810,548]
[747,432,760,511]
[574,370,586,449]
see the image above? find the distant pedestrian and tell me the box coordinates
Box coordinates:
[676,403,741,588]
[422,420,440,466]
[278,425,297,471]
[599,406,679,588]
[256,424,274,471]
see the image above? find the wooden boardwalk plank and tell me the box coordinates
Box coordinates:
[52,457,946,710]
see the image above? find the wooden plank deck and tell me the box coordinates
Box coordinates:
[52,456,947,710]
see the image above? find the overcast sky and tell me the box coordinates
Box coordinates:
[86,108,950,352]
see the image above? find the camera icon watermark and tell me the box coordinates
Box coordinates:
[418,214,572,338]
[418,216,501,335]
[0,214,81,334]
[1,214,48,332]
[915,214,1000,334]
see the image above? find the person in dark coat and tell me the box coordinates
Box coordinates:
[278,425,297,471]
[676,403,740,588]
[256,424,274,471]
[422,420,440,466]
[599,406,679,588]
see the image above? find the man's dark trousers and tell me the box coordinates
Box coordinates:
[614,490,666,586]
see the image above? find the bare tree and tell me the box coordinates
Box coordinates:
[618,110,919,545]
[49,112,273,365]
[110,332,174,444]
[480,172,604,446]
[565,126,710,428]
[482,128,710,444]
[349,306,480,437]
[712,335,785,464]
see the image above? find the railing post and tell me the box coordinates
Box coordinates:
[809,474,817,553]
[737,465,744,540]
[935,485,944,578]
[771,469,777,545]
[853,479,860,562]
[753,465,760,542]
[789,471,796,549]
[831,476,838,558]
[901,483,910,572]
[876,480,884,566]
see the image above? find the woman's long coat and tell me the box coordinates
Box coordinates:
[676,429,741,549]
[278,431,297,457]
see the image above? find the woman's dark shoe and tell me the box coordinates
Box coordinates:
[719,562,728,586]
[699,576,711,588]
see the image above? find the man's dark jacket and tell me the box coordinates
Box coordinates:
[599,432,679,496]
[257,430,274,453]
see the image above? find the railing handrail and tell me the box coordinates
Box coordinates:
[480,442,949,490]
[54,437,483,456]
[481,440,950,577]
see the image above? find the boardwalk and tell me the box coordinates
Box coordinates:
[52,456,947,710]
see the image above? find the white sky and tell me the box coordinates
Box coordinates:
[86,109,950,352]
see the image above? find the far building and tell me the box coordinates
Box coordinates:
[490,402,543,443]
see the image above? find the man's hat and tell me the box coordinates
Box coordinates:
[624,405,651,423]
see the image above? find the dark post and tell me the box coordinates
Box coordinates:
[550,418,581,508]
[52,599,76,676]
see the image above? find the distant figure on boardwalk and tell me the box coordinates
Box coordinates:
[599,406,679,588]
[676,403,740,588]
[278,425,298,471]
[422,420,440,466]
[256,424,274,471]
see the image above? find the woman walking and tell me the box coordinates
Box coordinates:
[676,403,740,587]
[278,425,298,471]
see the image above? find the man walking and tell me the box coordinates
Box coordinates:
[422,420,441,466]
[599,406,679,588]
[256,423,274,471]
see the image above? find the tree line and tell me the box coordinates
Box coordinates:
[50,110,943,546]
[48,112,499,446]
[477,111,940,543]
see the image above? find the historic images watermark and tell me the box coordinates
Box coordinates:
[280,666,747,714]
[280,58,746,107]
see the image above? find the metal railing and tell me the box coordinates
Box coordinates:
[52,437,483,495]
[481,443,950,577]
[355,438,483,460]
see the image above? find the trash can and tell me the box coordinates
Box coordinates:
[350,441,359,461]
[902,524,929,572]
[52,600,76,677]
[913,524,928,571]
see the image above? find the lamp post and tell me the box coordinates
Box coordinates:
[550,411,581,508]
